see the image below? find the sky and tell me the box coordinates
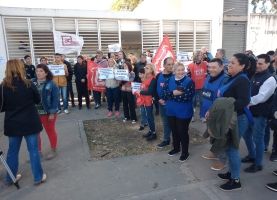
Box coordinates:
[0,0,115,10]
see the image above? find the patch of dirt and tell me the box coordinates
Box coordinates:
[84,116,208,161]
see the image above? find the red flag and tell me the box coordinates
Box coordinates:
[87,59,106,92]
[152,34,176,73]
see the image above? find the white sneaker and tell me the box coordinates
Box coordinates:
[201,117,206,123]
[132,120,136,124]
[57,110,61,114]
[191,117,195,122]
[64,109,69,114]
[123,118,128,122]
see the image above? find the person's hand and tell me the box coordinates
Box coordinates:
[81,79,85,83]
[173,90,183,96]
[205,111,209,119]
[247,104,250,108]
[48,114,55,121]
[159,99,166,105]
[136,90,140,94]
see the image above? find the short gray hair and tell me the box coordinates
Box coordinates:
[217,48,226,59]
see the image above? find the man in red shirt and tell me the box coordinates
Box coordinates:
[187,50,208,122]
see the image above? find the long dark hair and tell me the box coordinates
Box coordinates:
[36,64,53,80]
[119,50,127,60]
[124,61,133,72]
[244,56,257,79]
[77,55,86,68]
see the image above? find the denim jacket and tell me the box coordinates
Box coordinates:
[32,78,59,114]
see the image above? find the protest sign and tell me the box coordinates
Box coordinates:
[87,59,106,92]
[37,58,40,64]
[131,82,141,94]
[108,44,121,52]
[98,68,114,79]
[114,69,129,81]
[177,52,189,61]
[47,65,65,76]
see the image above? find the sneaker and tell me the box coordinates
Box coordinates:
[266,182,277,192]
[26,151,43,163]
[142,131,152,138]
[95,103,100,109]
[218,171,231,181]
[202,153,218,160]
[72,103,76,107]
[78,106,82,110]
[273,170,277,176]
[123,118,129,122]
[138,126,145,132]
[201,117,206,123]
[157,141,170,148]
[168,149,181,156]
[115,111,120,117]
[220,179,241,191]
[179,153,190,162]
[191,117,195,122]
[108,111,113,117]
[6,174,22,186]
[241,155,255,163]
[270,152,277,162]
[57,110,61,114]
[64,109,69,114]
[264,148,268,152]
[132,120,136,124]
[87,106,91,110]
[244,163,263,173]
[146,133,157,141]
[46,148,58,160]
[211,162,227,171]
[34,174,47,186]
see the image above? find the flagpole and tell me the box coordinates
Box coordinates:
[51,29,55,53]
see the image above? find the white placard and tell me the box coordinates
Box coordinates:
[37,58,40,64]
[0,56,6,64]
[131,82,141,94]
[108,44,121,52]
[47,65,65,76]
[114,69,129,81]
[74,58,77,64]
[177,52,189,61]
[98,68,114,79]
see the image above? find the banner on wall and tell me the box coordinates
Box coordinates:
[152,34,176,73]
[87,59,106,92]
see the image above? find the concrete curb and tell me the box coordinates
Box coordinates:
[78,120,92,165]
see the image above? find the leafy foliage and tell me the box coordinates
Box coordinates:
[110,0,144,11]
[251,0,277,13]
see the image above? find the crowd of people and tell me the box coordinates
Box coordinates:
[0,46,277,193]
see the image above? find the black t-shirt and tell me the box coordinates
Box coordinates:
[223,72,250,116]
[24,64,36,79]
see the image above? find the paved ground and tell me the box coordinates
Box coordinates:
[0,100,276,200]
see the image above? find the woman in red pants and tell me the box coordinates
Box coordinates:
[32,64,59,160]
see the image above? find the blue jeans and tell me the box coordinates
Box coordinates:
[159,105,171,142]
[58,86,68,110]
[193,89,203,108]
[237,114,249,140]
[6,134,44,183]
[144,105,155,132]
[92,91,101,105]
[140,106,147,126]
[243,115,267,165]
[226,145,241,179]
[264,121,275,152]
[106,86,120,111]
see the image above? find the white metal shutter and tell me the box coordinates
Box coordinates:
[179,21,194,52]
[163,20,177,54]
[54,18,77,63]
[99,20,120,55]
[141,20,160,53]
[30,18,54,65]
[222,22,246,59]
[195,21,211,52]
[3,17,30,59]
[77,19,98,58]
[224,0,248,15]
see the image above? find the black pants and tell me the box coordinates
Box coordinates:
[273,124,277,152]
[76,82,90,108]
[154,101,159,111]
[122,91,137,121]
[67,81,74,103]
[167,116,191,155]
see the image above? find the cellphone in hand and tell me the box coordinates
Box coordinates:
[177,85,183,92]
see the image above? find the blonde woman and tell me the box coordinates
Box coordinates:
[137,63,157,141]
[106,58,121,117]
[131,56,138,70]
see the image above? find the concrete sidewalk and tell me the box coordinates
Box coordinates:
[0,104,276,200]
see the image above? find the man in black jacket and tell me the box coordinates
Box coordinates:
[61,54,75,107]
[24,55,36,79]
[134,54,147,83]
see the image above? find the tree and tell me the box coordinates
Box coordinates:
[110,0,144,11]
[251,0,277,14]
